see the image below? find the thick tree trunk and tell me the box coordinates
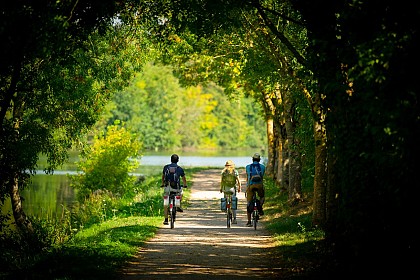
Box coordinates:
[265,117,275,177]
[10,172,33,233]
[311,118,327,228]
[280,128,288,190]
[9,110,33,233]
[283,90,302,202]
[288,148,302,202]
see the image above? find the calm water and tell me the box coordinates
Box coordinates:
[2,150,264,219]
[139,155,253,168]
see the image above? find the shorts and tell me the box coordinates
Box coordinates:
[246,184,264,202]
[222,186,236,195]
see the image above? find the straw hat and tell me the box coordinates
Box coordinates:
[225,160,235,167]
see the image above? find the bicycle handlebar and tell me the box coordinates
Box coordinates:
[160,185,187,188]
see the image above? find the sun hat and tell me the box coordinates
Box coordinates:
[252,153,261,160]
[225,160,235,167]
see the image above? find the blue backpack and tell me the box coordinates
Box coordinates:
[250,163,262,183]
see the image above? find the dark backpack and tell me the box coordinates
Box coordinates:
[165,165,180,188]
[249,163,262,183]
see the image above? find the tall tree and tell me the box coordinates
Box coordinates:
[0,1,146,232]
[290,0,419,274]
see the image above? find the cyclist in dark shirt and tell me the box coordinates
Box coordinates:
[161,154,187,225]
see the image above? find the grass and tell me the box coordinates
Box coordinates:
[11,216,162,280]
[262,179,329,278]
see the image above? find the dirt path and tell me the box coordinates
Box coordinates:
[119,169,283,279]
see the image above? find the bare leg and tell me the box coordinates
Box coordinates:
[164,206,168,219]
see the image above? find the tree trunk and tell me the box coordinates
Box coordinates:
[283,89,302,202]
[280,125,288,190]
[9,109,33,233]
[265,116,275,177]
[311,117,327,228]
[10,172,33,233]
[288,148,302,202]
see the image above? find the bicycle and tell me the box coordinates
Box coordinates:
[221,187,237,228]
[251,190,260,230]
[165,185,185,229]
[225,192,233,228]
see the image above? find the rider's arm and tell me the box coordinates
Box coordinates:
[182,175,187,187]
[236,170,241,193]
[245,166,250,186]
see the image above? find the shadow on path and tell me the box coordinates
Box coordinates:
[119,169,282,280]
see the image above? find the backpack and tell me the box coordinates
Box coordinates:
[249,163,262,183]
[165,165,180,188]
[222,170,237,188]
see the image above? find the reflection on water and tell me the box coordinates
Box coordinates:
[1,173,78,221]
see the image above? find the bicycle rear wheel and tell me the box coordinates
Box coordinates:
[226,195,233,228]
[170,199,175,229]
[227,208,232,228]
[252,209,258,230]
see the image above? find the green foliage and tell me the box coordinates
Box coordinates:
[0,171,166,278]
[70,124,141,201]
[0,216,161,280]
[70,168,167,229]
[124,175,166,217]
[0,1,153,231]
[0,215,75,275]
[262,175,327,275]
[263,175,323,241]
[71,189,120,227]
[103,63,267,150]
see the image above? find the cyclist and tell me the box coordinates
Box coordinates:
[162,154,187,225]
[245,153,266,227]
[220,160,241,224]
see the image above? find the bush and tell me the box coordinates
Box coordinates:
[70,123,141,201]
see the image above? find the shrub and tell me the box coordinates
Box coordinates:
[70,123,141,201]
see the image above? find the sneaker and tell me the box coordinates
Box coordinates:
[163,219,168,225]
[177,207,184,212]
[232,219,237,224]
[246,221,252,227]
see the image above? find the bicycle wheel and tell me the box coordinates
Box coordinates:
[226,196,231,228]
[227,208,231,228]
[170,198,175,229]
[252,209,258,230]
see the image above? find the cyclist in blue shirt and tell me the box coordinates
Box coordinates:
[245,153,266,227]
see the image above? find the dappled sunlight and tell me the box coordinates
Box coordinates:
[121,169,281,279]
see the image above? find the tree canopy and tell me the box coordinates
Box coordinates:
[0,0,148,232]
